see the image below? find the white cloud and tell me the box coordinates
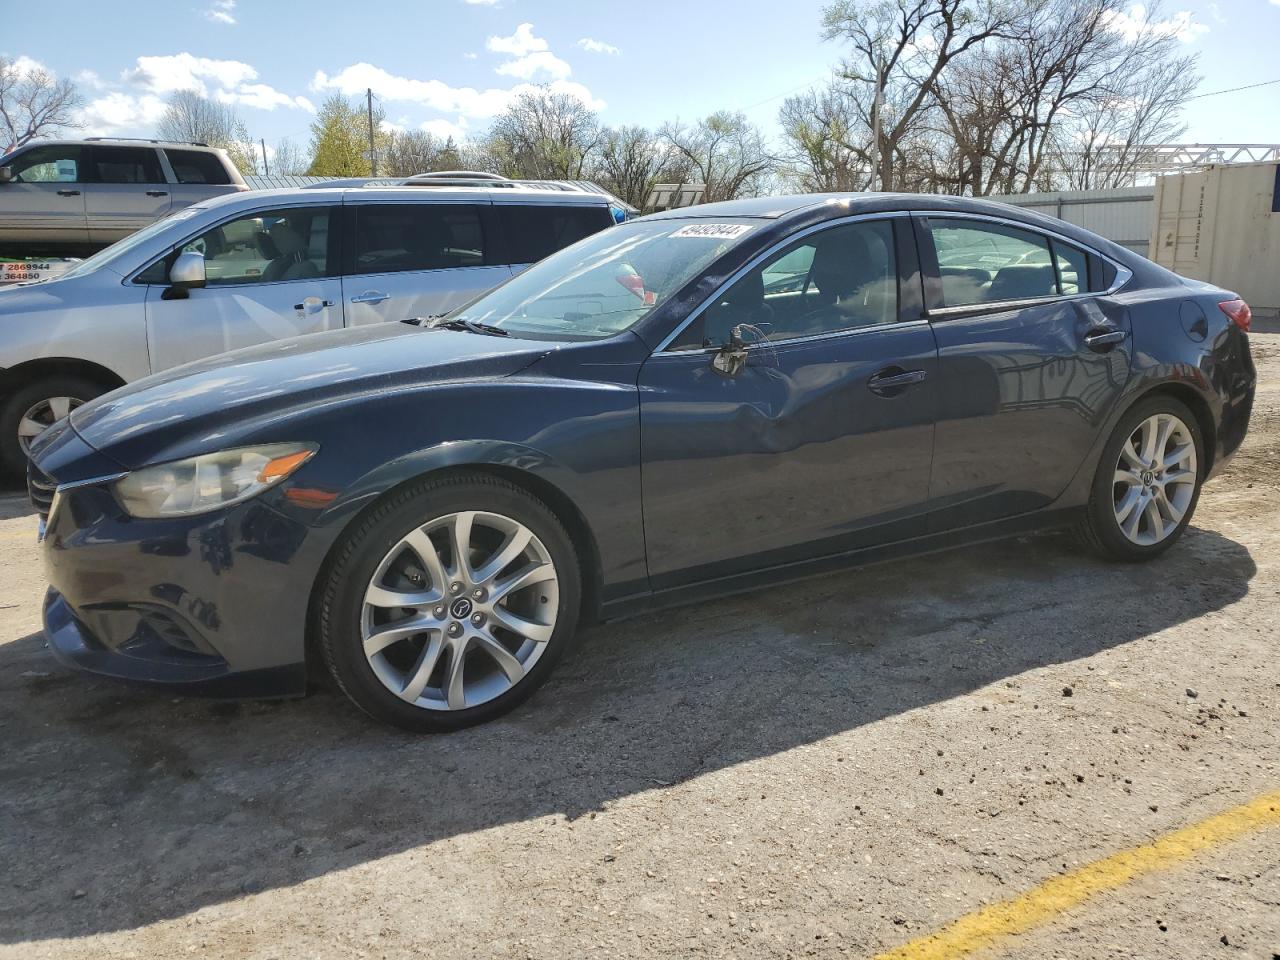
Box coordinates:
[1103,4,1209,42]
[215,84,316,112]
[124,53,258,96]
[463,52,479,60]
[494,51,572,80]
[73,69,107,89]
[313,62,603,116]
[577,38,620,55]
[422,118,468,141]
[204,0,237,24]
[10,55,49,77]
[486,23,547,57]
[77,92,169,136]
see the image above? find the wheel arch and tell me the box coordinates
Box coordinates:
[0,356,128,395]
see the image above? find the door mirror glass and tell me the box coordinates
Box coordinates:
[165,250,207,298]
[0,166,11,184]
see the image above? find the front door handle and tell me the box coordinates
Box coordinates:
[295,297,336,312]
[1083,328,1126,352]
[351,290,389,304]
[146,189,168,197]
[56,189,80,197]
[868,367,927,396]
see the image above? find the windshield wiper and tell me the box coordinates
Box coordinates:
[422,316,510,337]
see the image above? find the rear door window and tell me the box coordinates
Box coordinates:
[89,146,165,184]
[1051,239,1090,295]
[351,203,487,275]
[929,219,1057,306]
[498,204,613,264]
[164,149,233,185]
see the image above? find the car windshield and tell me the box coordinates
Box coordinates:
[57,207,203,281]
[451,217,761,340]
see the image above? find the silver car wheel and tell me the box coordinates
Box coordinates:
[17,396,84,456]
[1112,412,1198,546]
[361,510,559,711]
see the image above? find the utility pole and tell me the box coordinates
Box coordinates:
[869,53,884,192]
[366,88,378,177]
[260,138,269,176]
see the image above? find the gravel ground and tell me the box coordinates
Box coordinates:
[1,319,1277,960]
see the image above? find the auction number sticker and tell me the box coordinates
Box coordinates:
[668,223,754,240]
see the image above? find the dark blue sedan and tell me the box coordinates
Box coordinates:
[28,193,1257,731]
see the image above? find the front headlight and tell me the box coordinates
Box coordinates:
[114,443,318,518]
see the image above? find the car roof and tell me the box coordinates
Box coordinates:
[641,192,1084,222]
[12,138,225,152]
[189,184,613,213]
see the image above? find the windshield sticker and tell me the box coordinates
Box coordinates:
[668,223,754,240]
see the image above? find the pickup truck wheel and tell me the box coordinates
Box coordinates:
[0,377,104,476]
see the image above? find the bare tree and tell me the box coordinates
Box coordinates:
[380,129,444,177]
[659,112,773,202]
[157,90,257,174]
[590,125,668,208]
[778,84,873,192]
[0,56,82,152]
[485,87,600,179]
[271,138,309,177]
[821,0,1020,190]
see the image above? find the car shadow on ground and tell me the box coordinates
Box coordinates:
[0,524,1257,944]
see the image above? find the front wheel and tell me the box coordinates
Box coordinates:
[318,473,581,732]
[1077,396,1204,562]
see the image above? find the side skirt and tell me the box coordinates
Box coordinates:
[599,506,1083,622]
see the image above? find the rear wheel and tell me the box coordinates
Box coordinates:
[1077,396,1204,561]
[318,473,581,732]
[0,376,105,476]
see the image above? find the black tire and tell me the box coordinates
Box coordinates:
[0,376,106,477]
[317,471,582,732]
[1076,395,1205,562]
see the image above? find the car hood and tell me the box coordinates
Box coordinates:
[70,322,550,469]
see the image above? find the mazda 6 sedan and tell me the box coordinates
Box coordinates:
[28,193,1256,731]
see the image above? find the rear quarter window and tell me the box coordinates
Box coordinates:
[164,149,233,185]
[498,204,613,265]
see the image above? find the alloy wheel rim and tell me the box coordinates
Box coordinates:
[17,396,84,455]
[1112,412,1197,546]
[361,510,559,711]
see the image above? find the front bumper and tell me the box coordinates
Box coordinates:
[32,429,334,699]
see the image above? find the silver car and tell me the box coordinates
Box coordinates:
[0,139,247,256]
[0,182,616,473]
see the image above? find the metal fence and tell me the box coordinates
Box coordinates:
[985,186,1154,257]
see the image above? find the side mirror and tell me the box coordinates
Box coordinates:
[711,325,750,378]
[0,167,12,184]
[162,250,206,300]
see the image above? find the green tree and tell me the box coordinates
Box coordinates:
[307,93,387,177]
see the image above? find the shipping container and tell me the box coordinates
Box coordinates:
[1151,161,1280,311]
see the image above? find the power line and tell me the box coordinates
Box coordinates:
[1188,77,1280,100]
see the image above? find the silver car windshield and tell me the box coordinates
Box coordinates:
[58,207,203,281]
[453,217,761,341]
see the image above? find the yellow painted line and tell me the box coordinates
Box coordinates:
[875,789,1280,960]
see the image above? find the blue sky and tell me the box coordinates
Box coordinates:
[5,0,1279,153]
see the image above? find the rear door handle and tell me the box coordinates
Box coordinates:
[351,291,389,304]
[1083,328,1126,352]
[56,189,80,197]
[868,367,927,396]
[145,190,168,197]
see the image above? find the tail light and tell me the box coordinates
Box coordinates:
[1218,299,1251,332]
